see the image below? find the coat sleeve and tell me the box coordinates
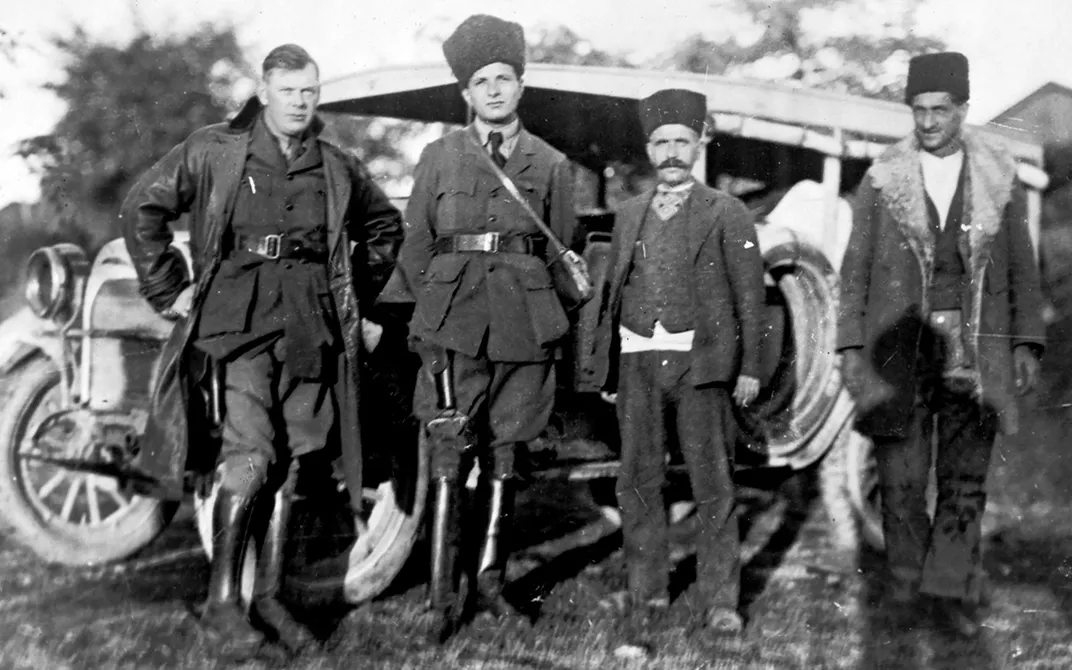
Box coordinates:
[721,197,766,380]
[837,174,880,351]
[120,139,197,313]
[346,157,403,312]
[547,156,578,249]
[1005,184,1046,355]
[397,142,441,293]
[594,208,626,393]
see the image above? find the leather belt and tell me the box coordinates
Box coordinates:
[433,232,544,255]
[237,233,327,261]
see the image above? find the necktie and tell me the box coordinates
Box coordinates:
[488,131,507,169]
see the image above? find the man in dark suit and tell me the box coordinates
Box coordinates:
[838,52,1044,638]
[122,44,401,659]
[398,14,576,626]
[596,89,765,647]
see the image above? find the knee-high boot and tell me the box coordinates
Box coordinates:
[200,488,266,656]
[251,486,317,654]
[475,477,519,618]
[429,476,465,639]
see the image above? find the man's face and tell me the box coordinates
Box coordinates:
[258,63,320,138]
[911,91,967,156]
[646,124,702,186]
[462,62,523,125]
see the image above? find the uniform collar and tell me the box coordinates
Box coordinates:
[472,116,521,146]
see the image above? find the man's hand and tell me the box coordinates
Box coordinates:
[839,348,867,399]
[162,285,195,320]
[361,318,384,353]
[600,391,618,405]
[733,375,760,407]
[1014,345,1041,396]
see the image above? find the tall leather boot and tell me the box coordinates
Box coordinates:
[251,487,317,654]
[429,476,465,640]
[200,488,266,658]
[475,477,520,619]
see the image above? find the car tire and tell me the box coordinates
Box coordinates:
[0,356,176,566]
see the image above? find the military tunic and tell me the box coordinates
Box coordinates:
[400,122,575,477]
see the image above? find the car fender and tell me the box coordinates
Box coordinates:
[0,308,68,378]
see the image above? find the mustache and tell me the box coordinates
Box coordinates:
[657,158,690,170]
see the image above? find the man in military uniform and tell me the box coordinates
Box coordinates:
[399,14,576,628]
[596,89,765,650]
[838,52,1044,637]
[122,45,401,659]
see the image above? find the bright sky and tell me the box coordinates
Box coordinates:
[2,0,1071,207]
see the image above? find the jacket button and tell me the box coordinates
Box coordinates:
[284,262,293,270]
[285,204,295,211]
[286,175,294,181]
[488,266,496,273]
[488,215,496,223]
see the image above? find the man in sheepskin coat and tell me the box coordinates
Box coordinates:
[838,52,1045,638]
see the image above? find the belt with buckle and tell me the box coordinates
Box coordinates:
[433,232,543,255]
[237,233,327,261]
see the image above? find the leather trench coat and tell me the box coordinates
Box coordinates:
[120,98,402,503]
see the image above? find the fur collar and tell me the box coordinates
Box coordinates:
[868,128,1019,398]
[869,128,1017,278]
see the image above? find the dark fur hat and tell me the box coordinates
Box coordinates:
[639,89,707,138]
[443,14,526,86]
[906,52,970,104]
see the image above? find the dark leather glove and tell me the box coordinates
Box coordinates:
[1014,344,1041,396]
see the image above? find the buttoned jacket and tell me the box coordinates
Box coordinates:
[399,125,576,362]
[595,182,766,392]
[120,97,402,499]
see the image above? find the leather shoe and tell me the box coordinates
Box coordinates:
[705,607,744,635]
[252,596,317,654]
[616,597,668,656]
[931,597,982,639]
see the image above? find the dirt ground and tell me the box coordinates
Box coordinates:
[1,445,1070,670]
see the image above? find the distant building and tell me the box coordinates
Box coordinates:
[989,82,1072,148]
[989,82,1072,196]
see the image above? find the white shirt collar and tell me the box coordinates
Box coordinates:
[473,117,520,145]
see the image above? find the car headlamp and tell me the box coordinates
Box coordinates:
[24,244,89,323]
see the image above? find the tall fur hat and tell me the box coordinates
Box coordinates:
[443,14,526,86]
[639,89,707,138]
[905,52,970,104]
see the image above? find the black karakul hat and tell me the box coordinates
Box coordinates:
[905,52,970,103]
[639,89,707,138]
[443,14,526,86]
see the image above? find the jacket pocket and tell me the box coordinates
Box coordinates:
[415,255,468,332]
[520,267,568,346]
[514,176,547,217]
[437,171,478,198]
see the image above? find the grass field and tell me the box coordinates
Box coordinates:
[1,459,1070,670]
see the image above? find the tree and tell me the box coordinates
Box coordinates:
[655,0,945,102]
[17,24,252,246]
[527,24,632,68]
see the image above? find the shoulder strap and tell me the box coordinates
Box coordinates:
[467,127,567,254]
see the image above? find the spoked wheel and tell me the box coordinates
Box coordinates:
[0,357,175,565]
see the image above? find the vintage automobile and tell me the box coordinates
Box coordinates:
[0,63,1047,606]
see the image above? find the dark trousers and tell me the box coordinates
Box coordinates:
[615,351,739,611]
[874,387,997,604]
[216,337,335,494]
[414,350,555,479]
